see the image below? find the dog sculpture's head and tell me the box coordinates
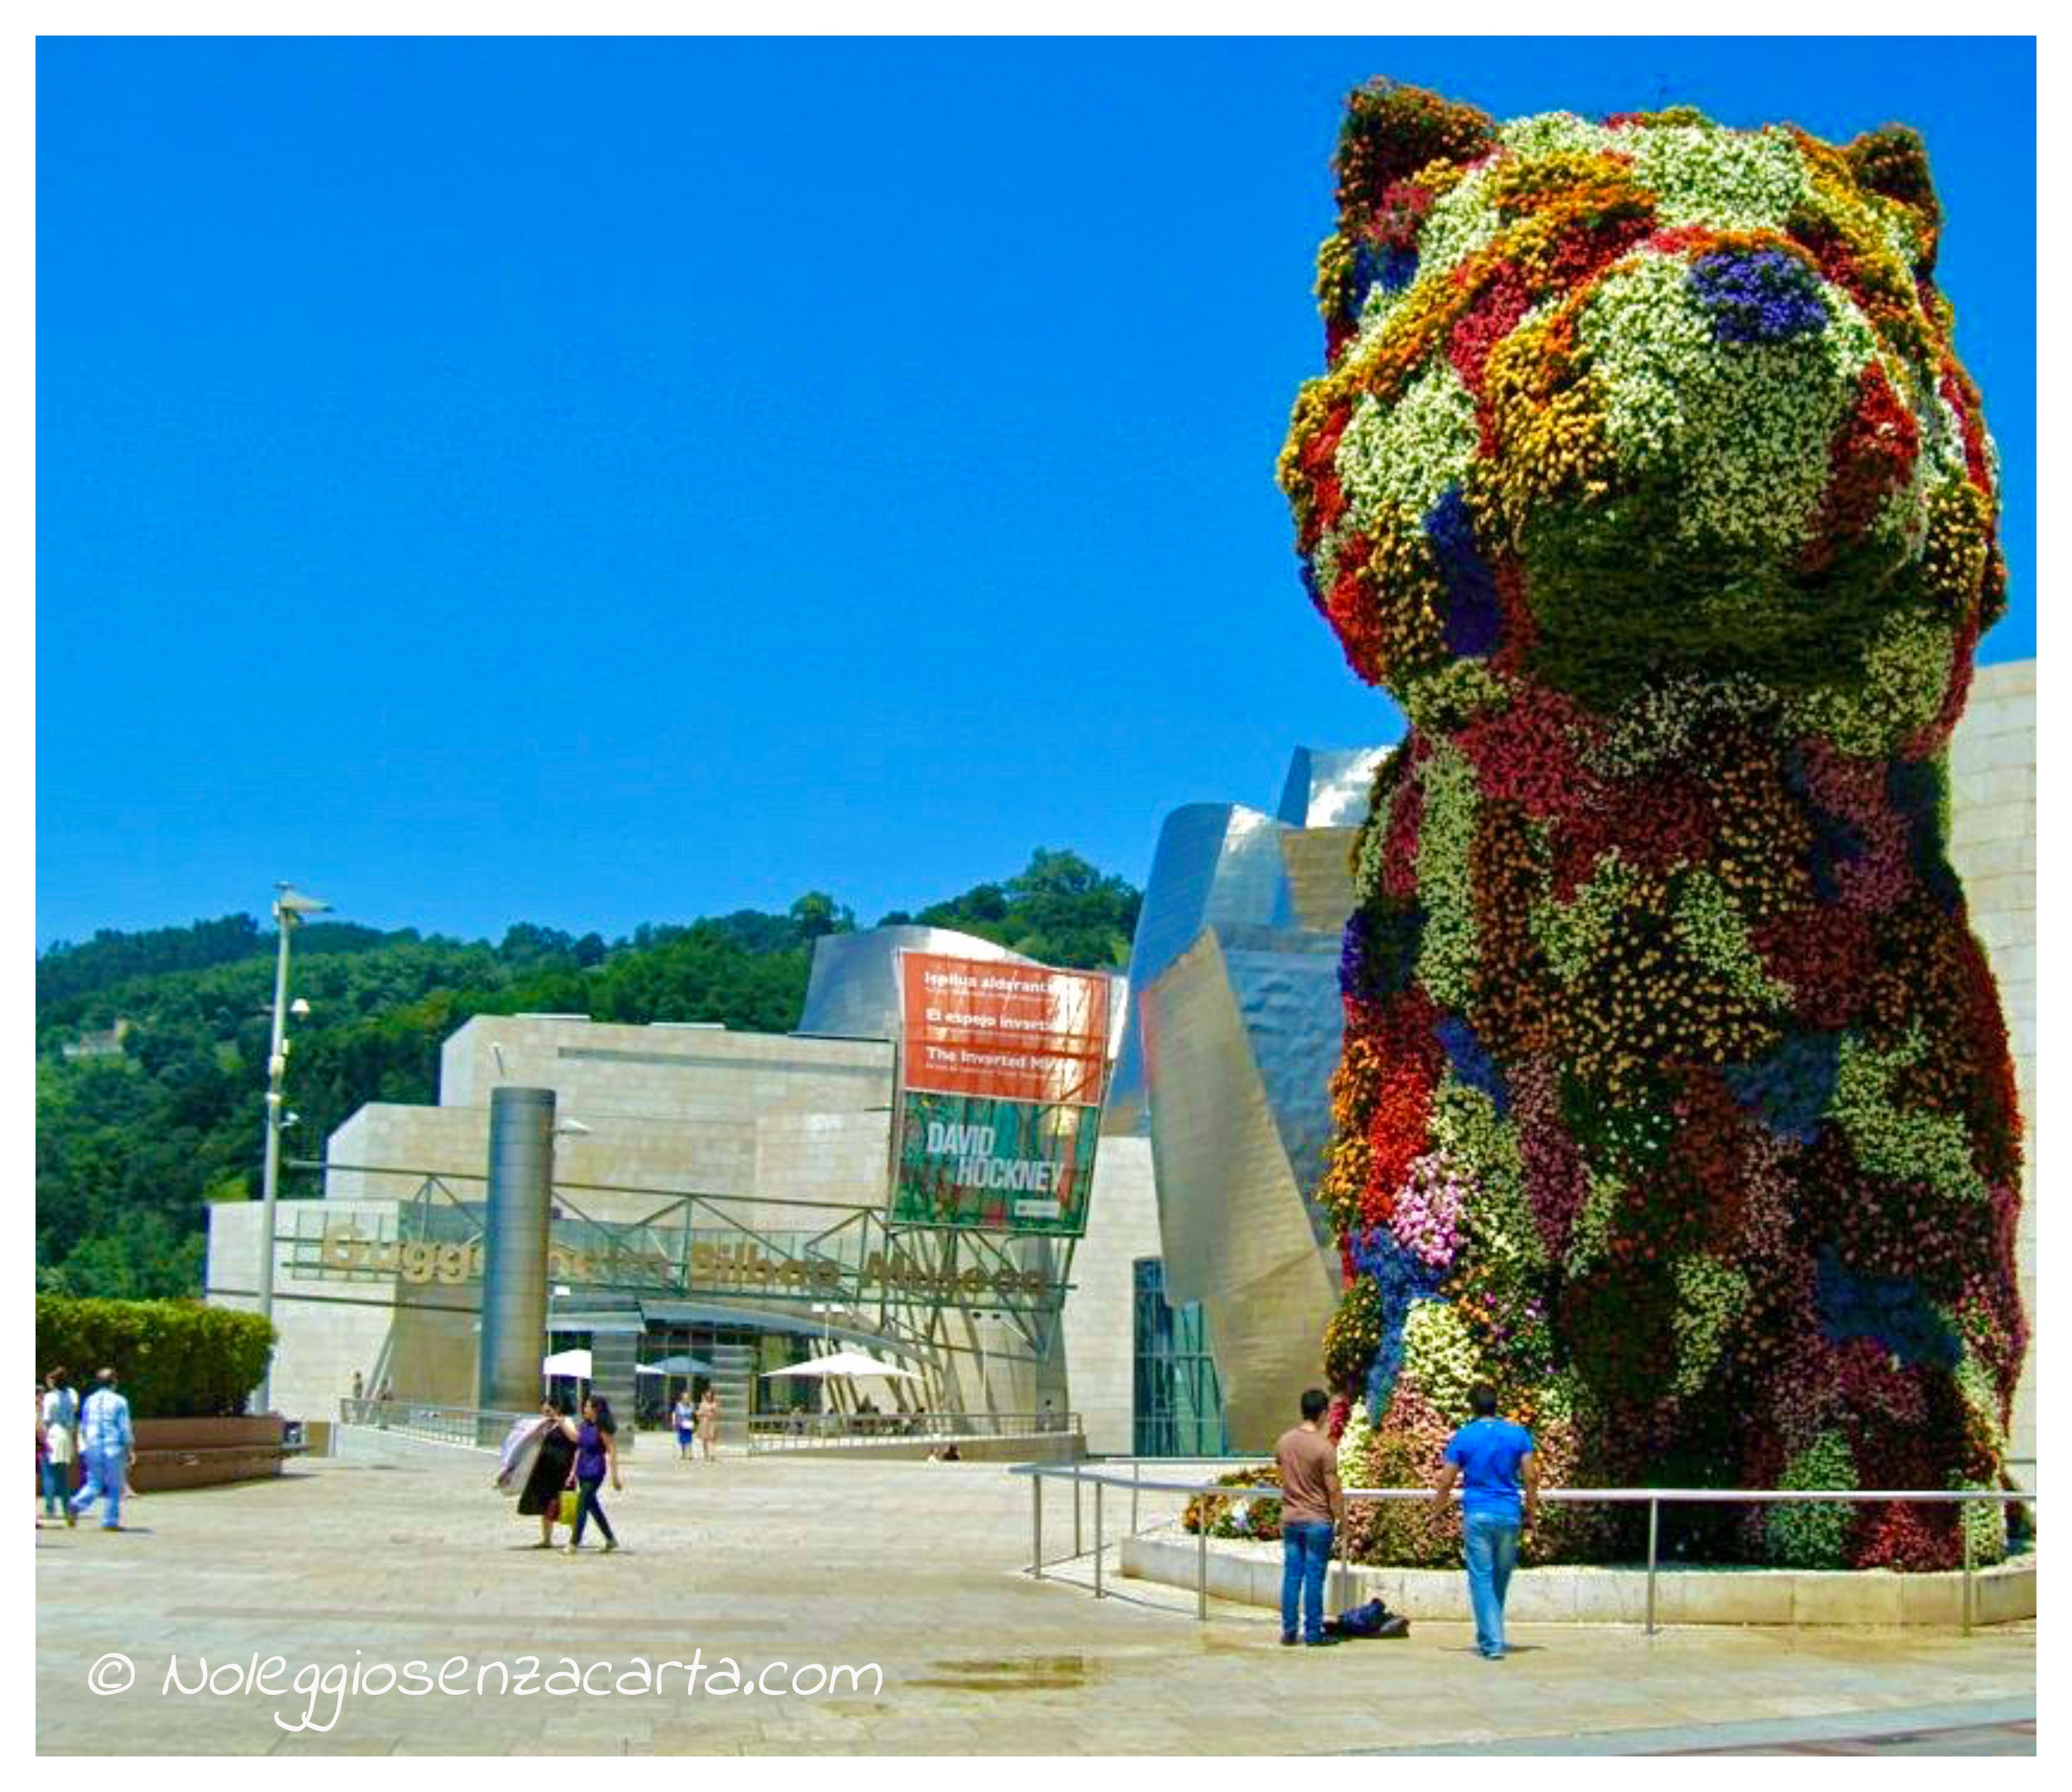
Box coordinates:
[1279,83,2002,756]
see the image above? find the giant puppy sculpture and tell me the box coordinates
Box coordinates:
[1278,83,2024,1569]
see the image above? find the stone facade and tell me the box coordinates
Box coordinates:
[1946,659,2037,1487]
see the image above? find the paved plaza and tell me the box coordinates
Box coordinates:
[36,1429,2035,1755]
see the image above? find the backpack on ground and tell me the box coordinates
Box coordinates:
[1325,1598,1411,1640]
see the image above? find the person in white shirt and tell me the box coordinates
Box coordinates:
[40,1369,79,1527]
[69,1367,134,1532]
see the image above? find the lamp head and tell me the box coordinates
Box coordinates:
[274,884,332,922]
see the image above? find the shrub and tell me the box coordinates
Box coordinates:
[35,1296,274,1419]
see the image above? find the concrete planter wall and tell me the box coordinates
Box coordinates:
[130,1416,289,1493]
[1118,1533,2036,1628]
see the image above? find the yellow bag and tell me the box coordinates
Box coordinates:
[558,1489,579,1527]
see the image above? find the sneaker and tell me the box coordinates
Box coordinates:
[65,1511,77,1529]
[563,1543,579,1556]
[1303,1635,1339,1648]
[1280,1632,1298,1647]
[602,1539,618,1554]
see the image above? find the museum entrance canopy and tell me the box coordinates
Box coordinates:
[285,1168,1072,1320]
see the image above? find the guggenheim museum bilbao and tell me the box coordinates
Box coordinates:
[207,661,2034,1461]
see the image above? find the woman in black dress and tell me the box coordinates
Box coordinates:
[519,1397,578,1548]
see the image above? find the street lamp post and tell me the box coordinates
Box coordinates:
[255,881,329,1414]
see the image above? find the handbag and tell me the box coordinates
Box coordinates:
[557,1489,579,1526]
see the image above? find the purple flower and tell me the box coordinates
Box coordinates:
[1689,248,1828,346]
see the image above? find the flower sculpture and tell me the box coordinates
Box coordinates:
[1280,82,2024,1569]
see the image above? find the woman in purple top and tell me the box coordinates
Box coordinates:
[560,1395,623,1555]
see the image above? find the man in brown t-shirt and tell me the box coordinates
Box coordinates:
[1275,1388,1346,1646]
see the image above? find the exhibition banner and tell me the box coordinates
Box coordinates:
[891,952,1112,1235]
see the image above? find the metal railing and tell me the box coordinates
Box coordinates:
[340,1398,536,1449]
[748,1410,1080,1452]
[1012,1461,2038,1637]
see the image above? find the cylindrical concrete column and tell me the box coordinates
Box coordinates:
[479,1086,555,1414]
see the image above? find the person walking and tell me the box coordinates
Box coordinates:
[672,1391,696,1461]
[1275,1388,1345,1647]
[1433,1381,1539,1661]
[35,1388,48,1529]
[69,1368,135,1532]
[514,1398,580,1549]
[695,1388,719,1461]
[561,1395,623,1555]
[41,1369,79,1527]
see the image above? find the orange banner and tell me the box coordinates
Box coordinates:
[897,951,1111,1108]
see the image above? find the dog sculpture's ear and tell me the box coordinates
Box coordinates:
[1317,81,1498,359]
[1333,79,1498,225]
[1845,124,1943,274]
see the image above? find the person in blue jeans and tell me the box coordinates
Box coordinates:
[1434,1382,1539,1659]
[559,1394,623,1555]
[69,1367,134,1532]
[1274,1388,1345,1647]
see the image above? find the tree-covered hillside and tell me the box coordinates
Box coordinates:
[36,849,1140,1299]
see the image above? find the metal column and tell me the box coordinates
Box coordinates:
[477,1087,556,1414]
[1644,1497,1660,1636]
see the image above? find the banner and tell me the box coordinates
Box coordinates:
[891,952,1112,1235]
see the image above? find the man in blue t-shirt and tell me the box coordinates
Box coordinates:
[1433,1382,1538,1660]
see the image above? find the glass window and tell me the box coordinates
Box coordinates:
[1132,1257,1229,1456]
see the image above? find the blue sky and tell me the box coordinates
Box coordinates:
[36,36,2036,951]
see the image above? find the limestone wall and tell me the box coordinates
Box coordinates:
[1062,1136,1163,1454]
[1947,658,2036,1485]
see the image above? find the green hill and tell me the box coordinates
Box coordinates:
[35,849,1140,1299]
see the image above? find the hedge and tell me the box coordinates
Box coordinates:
[35,1296,275,1419]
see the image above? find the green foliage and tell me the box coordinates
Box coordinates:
[37,851,1141,1299]
[909,848,1139,969]
[35,1296,274,1419]
[1763,1430,1858,1567]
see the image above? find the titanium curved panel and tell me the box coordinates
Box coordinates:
[1213,922,1347,1242]
[1138,933,1337,1448]
[1276,744,1391,829]
[797,926,1040,1042]
[1107,804,1296,1133]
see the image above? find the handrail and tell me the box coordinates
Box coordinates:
[340,1398,536,1449]
[1012,1459,2037,1636]
[748,1410,1080,1452]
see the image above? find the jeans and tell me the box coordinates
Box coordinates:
[571,1476,616,1547]
[1463,1510,1522,1657]
[70,1449,125,1529]
[40,1456,71,1515]
[1281,1518,1334,1642]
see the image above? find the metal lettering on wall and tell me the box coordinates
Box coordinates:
[311,1223,1053,1306]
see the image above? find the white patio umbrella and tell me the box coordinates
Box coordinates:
[541,1348,593,1379]
[760,1348,923,1382]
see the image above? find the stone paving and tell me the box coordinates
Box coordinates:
[34,1429,2035,1755]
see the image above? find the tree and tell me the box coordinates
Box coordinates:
[788,891,855,942]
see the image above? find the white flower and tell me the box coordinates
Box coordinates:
[1335,360,1480,531]
[1628,122,1810,232]
[1498,109,1615,161]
